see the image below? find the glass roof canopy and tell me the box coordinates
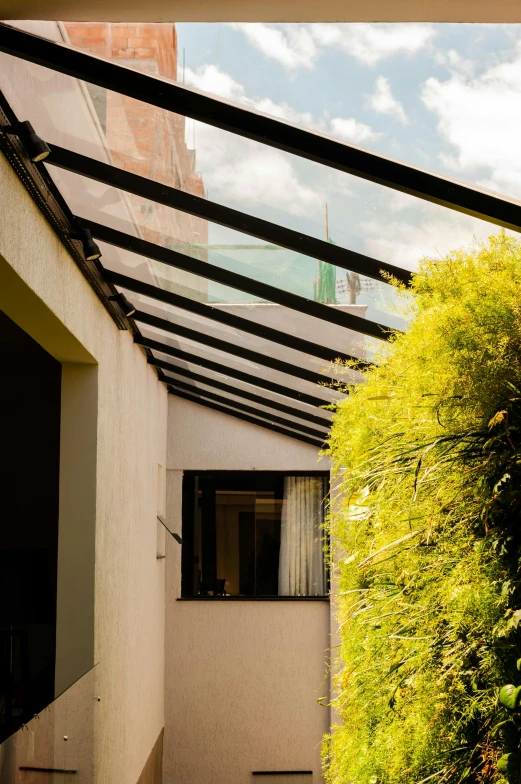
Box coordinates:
[1,22,520,447]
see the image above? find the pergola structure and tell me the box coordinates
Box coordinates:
[1,21,520,449]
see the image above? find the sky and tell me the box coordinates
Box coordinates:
[175,22,521,292]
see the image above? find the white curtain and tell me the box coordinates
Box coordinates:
[278,476,327,596]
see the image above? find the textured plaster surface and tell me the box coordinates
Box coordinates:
[167,396,329,472]
[164,396,331,784]
[163,593,330,784]
[0,152,167,784]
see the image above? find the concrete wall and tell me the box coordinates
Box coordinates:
[167,396,330,472]
[164,396,331,784]
[0,149,167,783]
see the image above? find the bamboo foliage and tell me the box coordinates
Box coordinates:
[324,234,521,784]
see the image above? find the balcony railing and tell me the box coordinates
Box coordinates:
[0,665,98,782]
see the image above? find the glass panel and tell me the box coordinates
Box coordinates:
[39,167,406,333]
[146,332,342,403]
[89,228,380,364]
[0,664,98,782]
[175,22,521,203]
[183,472,328,597]
[116,286,363,380]
[72,21,521,204]
[1,34,509,291]
[161,366,333,423]
[166,373,330,434]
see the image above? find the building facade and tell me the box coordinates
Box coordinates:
[0,20,341,784]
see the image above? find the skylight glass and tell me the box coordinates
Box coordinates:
[148,340,341,405]
[3,23,515,287]
[160,364,332,423]
[2,19,519,436]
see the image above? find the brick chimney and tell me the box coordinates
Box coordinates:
[63,22,208,296]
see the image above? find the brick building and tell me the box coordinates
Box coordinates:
[64,22,208,295]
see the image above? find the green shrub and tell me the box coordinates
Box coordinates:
[325,234,521,784]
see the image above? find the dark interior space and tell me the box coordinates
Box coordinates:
[182,472,284,597]
[182,471,329,598]
[0,309,61,743]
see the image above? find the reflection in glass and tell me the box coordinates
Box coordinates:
[2,21,514,291]
[160,367,333,424]
[0,665,98,782]
[182,472,328,597]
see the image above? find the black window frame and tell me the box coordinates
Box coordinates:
[180,470,330,601]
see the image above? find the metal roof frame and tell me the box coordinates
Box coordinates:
[168,386,326,448]
[50,144,410,286]
[78,217,391,339]
[154,364,331,427]
[166,377,329,440]
[131,309,341,387]
[101,268,372,369]
[2,22,519,444]
[1,23,521,232]
[141,339,335,408]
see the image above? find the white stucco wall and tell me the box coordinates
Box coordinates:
[164,396,331,784]
[167,396,329,472]
[0,151,167,783]
[164,597,330,784]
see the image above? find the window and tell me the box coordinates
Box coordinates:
[181,472,329,598]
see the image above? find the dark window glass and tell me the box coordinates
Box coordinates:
[182,472,329,598]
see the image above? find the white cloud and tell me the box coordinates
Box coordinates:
[330,117,381,144]
[434,48,475,77]
[311,23,435,67]
[184,64,245,101]
[421,41,521,199]
[184,64,315,128]
[368,76,408,124]
[361,210,506,271]
[228,23,435,72]
[229,23,317,71]
[205,142,321,215]
[250,97,315,127]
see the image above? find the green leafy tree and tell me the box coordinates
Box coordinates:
[325,234,521,784]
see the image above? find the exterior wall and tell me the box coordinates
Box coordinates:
[167,396,330,472]
[164,396,331,784]
[164,596,330,784]
[0,149,167,783]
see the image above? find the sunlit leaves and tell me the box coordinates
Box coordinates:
[324,234,521,784]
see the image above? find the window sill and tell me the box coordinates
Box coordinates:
[177,595,330,602]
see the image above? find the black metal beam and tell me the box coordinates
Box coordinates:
[168,387,325,448]
[80,219,390,340]
[167,378,329,440]
[47,144,410,286]
[155,364,331,427]
[1,24,521,233]
[101,268,373,369]
[147,353,333,409]
[133,309,336,386]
